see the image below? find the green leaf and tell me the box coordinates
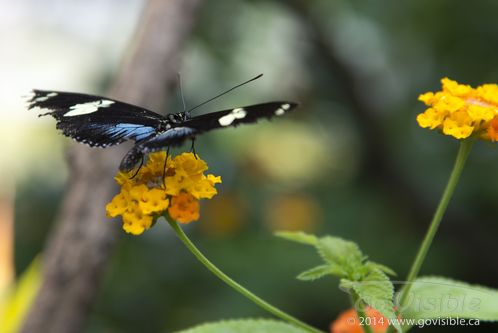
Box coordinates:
[365,261,397,276]
[297,264,344,281]
[275,231,318,246]
[174,319,309,333]
[400,276,498,321]
[339,278,355,290]
[316,236,363,269]
[277,230,400,330]
[351,269,401,332]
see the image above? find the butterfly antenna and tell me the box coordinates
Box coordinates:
[185,73,263,118]
[177,73,187,112]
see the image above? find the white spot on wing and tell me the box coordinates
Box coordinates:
[275,108,285,116]
[218,108,247,126]
[24,92,36,106]
[34,92,58,102]
[275,103,292,116]
[64,100,115,117]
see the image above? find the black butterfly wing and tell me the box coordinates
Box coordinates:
[137,101,297,150]
[184,101,297,133]
[27,90,165,147]
[118,102,297,171]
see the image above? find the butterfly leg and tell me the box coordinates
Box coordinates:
[190,137,198,159]
[129,155,144,179]
[162,146,170,189]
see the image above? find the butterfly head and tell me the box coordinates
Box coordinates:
[167,112,188,123]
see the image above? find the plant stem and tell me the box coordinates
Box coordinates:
[351,292,373,333]
[398,139,474,308]
[167,219,325,333]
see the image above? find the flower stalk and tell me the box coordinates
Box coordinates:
[167,218,325,333]
[351,292,373,333]
[398,139,474,308]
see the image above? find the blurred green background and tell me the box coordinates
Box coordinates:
[1,0,498,332]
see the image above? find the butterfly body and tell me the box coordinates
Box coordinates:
[27,89,297,171]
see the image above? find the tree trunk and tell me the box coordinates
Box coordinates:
[20,0,202,332]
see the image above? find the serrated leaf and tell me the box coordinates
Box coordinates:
[297,264,344,281]
[275,231,318,246]
[316,236,363,269]
[174,319,309,333]
[365,261,397,276]
[400,276,498,322]
[339,278,355,291]
[351,269,401,332]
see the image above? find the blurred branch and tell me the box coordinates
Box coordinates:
[280,0,429,223]
[20,0,203,332]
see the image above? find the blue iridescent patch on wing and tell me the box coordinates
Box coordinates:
[83,123,156,142]
[113,123,156,141]
[152,127,195,140]
[144,127,196,145]
[139,127,196,153]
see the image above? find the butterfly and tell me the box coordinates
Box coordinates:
[26,75,297,172]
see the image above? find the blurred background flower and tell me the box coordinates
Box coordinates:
[2,0,498,332]
[265,193,322,233]
[330,307,389,333]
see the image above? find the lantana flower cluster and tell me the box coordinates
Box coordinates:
[417,77,498,140]
[106,152,221,235]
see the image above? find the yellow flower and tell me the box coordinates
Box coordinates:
[417,78,498,141]
[106,152,221,235]
[106,191,129,218]
[139,188,169,215]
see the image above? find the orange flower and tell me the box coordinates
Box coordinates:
[168,193,200,224]
[487,117,498,141]
[331,308,389,333]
